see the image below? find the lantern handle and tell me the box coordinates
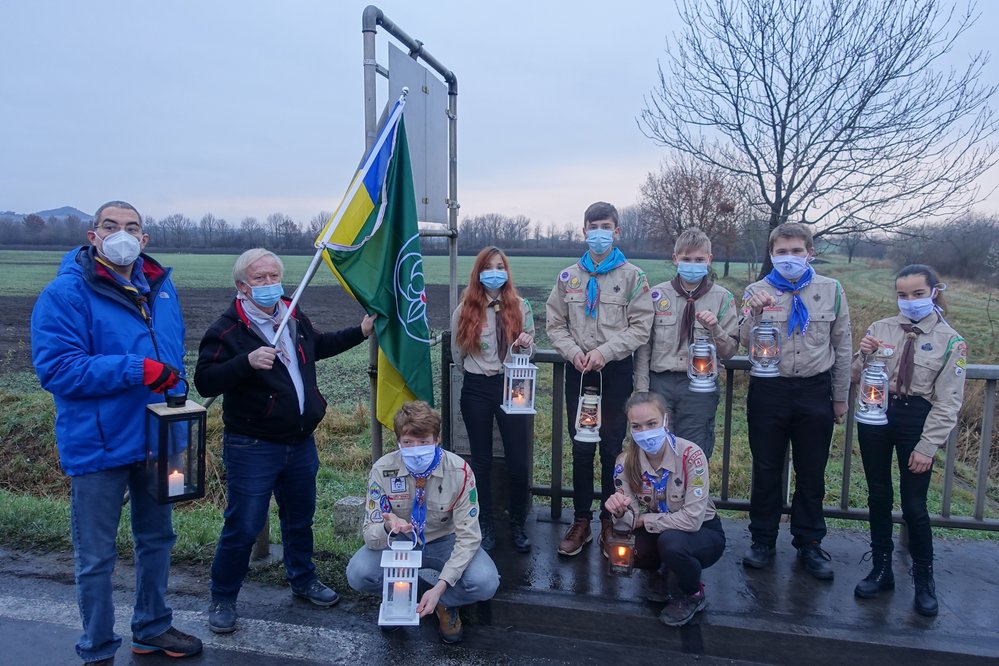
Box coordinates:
[577,369,604,399]
[387,529,418,550]
[165,378,189,408]
[508,342,535,358]
[612,504,637,534]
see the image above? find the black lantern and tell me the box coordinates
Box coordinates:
[145,379,206,504]
[607,506,637,577]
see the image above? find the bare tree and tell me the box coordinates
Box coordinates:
[640,0,998,277]
[308,210,334,237]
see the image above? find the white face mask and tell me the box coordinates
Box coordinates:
[770,254,810,281]
[98,229,142,266]
[400,444,438,474]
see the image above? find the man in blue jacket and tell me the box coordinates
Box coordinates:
[31,201,203,665]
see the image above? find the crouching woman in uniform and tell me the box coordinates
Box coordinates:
[604,392,725,627]
[852,264,967,617]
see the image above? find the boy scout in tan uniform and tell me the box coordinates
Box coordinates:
[546,201,654,557]
[634,229,739,458]
[739,222,852,580]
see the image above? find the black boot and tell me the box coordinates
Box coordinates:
[911,560,938,616]
[480,519,495,553]
[854,550,894,599]
[509,519,531,553]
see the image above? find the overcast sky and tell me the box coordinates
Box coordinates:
[2,1,997,230]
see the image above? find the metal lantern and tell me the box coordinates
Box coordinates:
[145,380,206,504]
[749,319,781,377]
[574,373,602,443]
[855,359,890,426]
[378,536,422,626]
[607,507,637,577]
[687,335,719,393]
[501,344,537,414]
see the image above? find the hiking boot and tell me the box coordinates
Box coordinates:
[742,542,775,569]
[659,585,707,627]
[208,599,237,634]
[480,520,496,553]
[597,518,613,559]
[797,542,834,580]
[510,520,531,553]
[557,517,592,556]
[292,579,340,607]
[435,605,464,644]
[131,626,203,658]
[854,551,894,599]
[911,561,938,617]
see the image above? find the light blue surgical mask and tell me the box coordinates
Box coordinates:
[898,297,935,322]
[632,418,669,455]
[677,262,709,283]
[479,269,508,291]
[586,229,614,256]
[251,283,284,308]
[770,254,810,281]
[400,444,438,474]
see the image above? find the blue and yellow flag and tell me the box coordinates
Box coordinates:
[317,97,434,429]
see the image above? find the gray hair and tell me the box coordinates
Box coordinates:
[232,248,284,285]
[94,200,142,228]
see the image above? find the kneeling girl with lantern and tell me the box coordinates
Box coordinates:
[852,264,967,617]
[604,392,725,627]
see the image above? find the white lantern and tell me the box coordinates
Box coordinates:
[574,372,602,443]
[501,345,537,414]
[749,319,781,377]
[687,335,719,393]
[855,359,890,426]
[378,536,422,626]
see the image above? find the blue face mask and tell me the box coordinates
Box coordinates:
[400,444,438,474]
[677,262,709,283]
[251,283,284,308]
[479,269,508,291]
[771,255,810,281]
[898,297,935,322]
[586,229,614,256]
[632,418,669,455]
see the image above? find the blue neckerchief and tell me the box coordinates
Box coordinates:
[764,266,814,336]
[409,447,442,545]
[578,248,627,319]
[642,469,671,513]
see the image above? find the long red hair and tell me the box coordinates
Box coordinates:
[456,246,524,354]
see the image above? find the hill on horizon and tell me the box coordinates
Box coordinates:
[0,206,92,222]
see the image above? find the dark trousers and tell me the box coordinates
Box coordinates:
[634,516,726,595]
[858,395,934,562]
[565,357,633,520]
[747,372,834,548]
[460,372,531,524]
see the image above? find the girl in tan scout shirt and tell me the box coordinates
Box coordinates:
[852,264,967,617]
[605,392,725,628]
[451,247,535,554]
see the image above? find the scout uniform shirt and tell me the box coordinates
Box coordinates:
[449,297,535,376]
[739,273,853,402]
[634,280,740,391]
[546,261,654,362]
[363,448,481,587]
[612,436,717,533]
[852,312,967,458]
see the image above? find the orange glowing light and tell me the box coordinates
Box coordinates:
[616,546,628,558]
[692,357,713,374]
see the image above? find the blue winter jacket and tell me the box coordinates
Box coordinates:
[30,246,186,477]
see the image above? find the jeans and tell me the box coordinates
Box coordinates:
[210,432,320,601]
[565,357,633,520]
[858,395,934,561]
[460,372,531,524]
[649,370,721,458]
[346,533,500,607]
[747,373,834,548]
[70,463,175,662]
[633,516,726,595]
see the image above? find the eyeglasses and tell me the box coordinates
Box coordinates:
[96,221,143,235]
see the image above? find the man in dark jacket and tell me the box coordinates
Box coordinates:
[31,201,203,665]
[196,248,374,634]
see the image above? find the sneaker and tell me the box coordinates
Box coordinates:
[597,518,613,559]
[480,521,496,553]
[557,517,592,556]
[208,599,237,634]
[435,604,464,644]
[797,542,834,580]
[742,542,776,569]
[510,521,531,554]
[292,578,340,607]
[131,626,203,658]
[660,586,707,627]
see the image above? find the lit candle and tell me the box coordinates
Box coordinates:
[168,470,185,497]
[512,391,527,407]
[392,581,410,615]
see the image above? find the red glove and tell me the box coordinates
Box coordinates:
[143,358,181,393]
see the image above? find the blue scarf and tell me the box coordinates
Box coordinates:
[764,266,814,336]
[640,432,676,513]
[579,248,627,318]
[409,447,442,545]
